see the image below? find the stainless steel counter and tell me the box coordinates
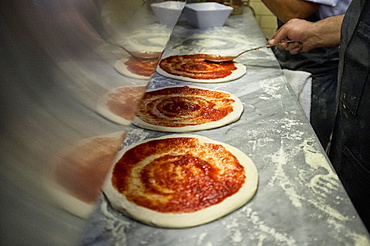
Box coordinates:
[81,8,370,245]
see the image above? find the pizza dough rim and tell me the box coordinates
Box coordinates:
[114,57,152,80]
[96,85,147,126]
[156,60,247,83]
[132,85,244,132]
[103,134,258,228]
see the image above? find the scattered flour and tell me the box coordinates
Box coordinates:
[256,235,267,246]
[225,218,240,229]
[124,128,150,146]
[231,229,243,243]
[298,140,349,221]
[267,136,350,221]
[99,198,130,246]
[269,143,303,208]
[196,232,208,245]
[259,78,282,100]
[326,218,370,245]
[243,207,297,246]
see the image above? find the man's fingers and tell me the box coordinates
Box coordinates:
[267,25,290,45]
[277,41,302,53]
[289,44,303,54]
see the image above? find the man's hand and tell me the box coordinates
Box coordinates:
[267,15,344,54]
[267,18,317,54]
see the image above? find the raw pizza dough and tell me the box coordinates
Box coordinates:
[97,86,147,126]
[103,134,258,228]
[156,54,247,83]
[133,86,244,132]
[115,57,158,80]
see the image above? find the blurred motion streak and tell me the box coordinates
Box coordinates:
[0,0,184,245]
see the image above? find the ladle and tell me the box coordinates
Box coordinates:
[204,40,294,63]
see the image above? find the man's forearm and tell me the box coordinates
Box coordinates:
[261,0,319,22]
[311,14,344,47]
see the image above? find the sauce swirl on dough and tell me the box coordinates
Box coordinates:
[112,137,245,213]
[136,86,235,127]
[159,54,237,80]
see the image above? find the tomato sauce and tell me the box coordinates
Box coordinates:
[112,137,245,213]
[136,86,235,127]
[159,54,237,80]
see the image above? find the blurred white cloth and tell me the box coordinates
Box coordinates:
[283,69,312,119]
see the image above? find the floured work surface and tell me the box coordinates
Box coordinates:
[81,8,370,246]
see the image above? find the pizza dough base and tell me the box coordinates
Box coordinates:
[115,58,151,80]
[132,86,244,132]
[156,61,247,83]
[103,134,258,228]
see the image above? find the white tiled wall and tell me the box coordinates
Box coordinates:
[247,0,278,39]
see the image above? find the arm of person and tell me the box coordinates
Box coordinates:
[267,14,344,54]
[261,0,320,22]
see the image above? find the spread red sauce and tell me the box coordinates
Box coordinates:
[106,86,147,120]
[112,137,245,213]
[204,55,235,62]
[124,57,159,77]
[136,86,235,127]
[159,54,237,80]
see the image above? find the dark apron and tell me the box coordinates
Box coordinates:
[273,17,339,148]
[329,0,370,232]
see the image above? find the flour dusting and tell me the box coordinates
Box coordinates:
[99,198,130,246]
[259,78,282,100]
[243,207,297,246]
[231,229,243,243]
[297,139,350,221]
[300,139,330,170]
[279,118,305,140]
[257,235,267,246]
[196,232,208,245]
[225,218,240,229]
[326,218,370,245]
[269,143,303,208]
[124,127,150,146]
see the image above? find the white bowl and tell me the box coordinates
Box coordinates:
[183,2,233,29]
[151,1,186,27]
